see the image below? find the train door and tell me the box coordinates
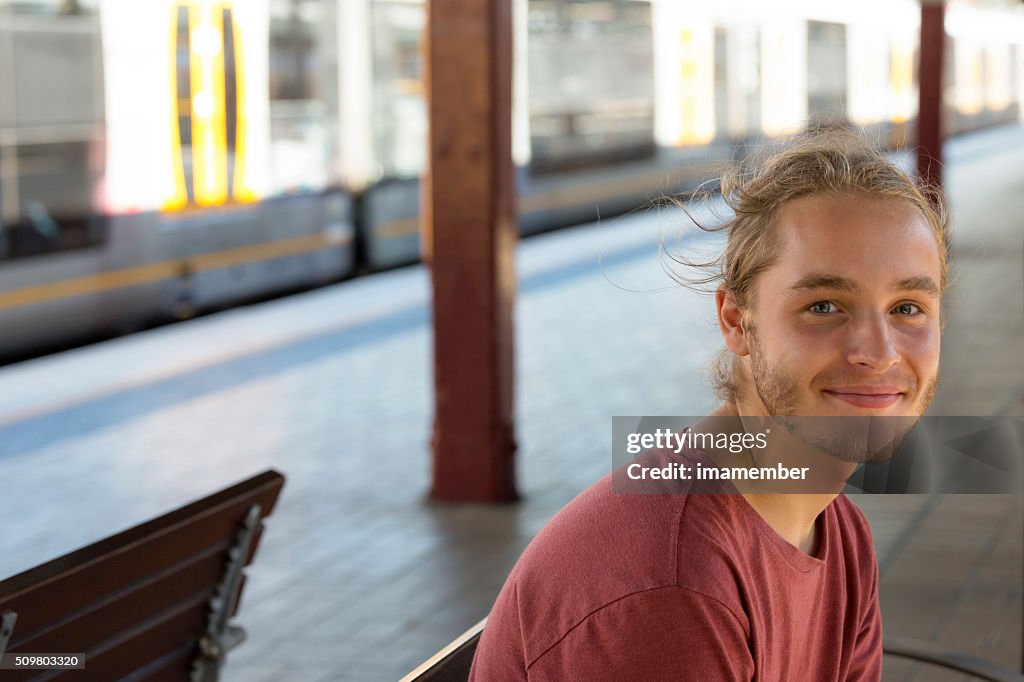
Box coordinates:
[0,1,106,262]
[846,27,887,128]
[712,26,729,143]
[0,0,110,357]
[759,19,805,137]
[1018,43,1024,125]
[888,28,916,146]
[651,1,713,149]
[723,23,760,144]
[104,0,351,318]
[356,0,426,268]
[984,42,1014,121]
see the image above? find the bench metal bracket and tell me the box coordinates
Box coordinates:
[0,611,16,656]
[190,504,261,682]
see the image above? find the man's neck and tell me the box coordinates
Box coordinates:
[741,492,833,555]
[706,401,853,556]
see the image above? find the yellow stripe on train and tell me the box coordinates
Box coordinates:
[0,232,350,311]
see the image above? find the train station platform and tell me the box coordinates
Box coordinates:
[0,125,1022,681]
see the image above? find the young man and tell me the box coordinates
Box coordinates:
[469,131,950,681]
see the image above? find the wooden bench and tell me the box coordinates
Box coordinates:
[401,619,1024,682]
[0,469,285,681]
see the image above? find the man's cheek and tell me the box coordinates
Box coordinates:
[898,326,941,369]
[773,328,837,369]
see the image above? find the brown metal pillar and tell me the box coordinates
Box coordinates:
[424,0,518,501]
[917,0,945,189]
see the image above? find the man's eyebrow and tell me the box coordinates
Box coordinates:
[787,274,860,294]
[787,274,942,297]
[893,275,940,296]
[790,272,942,296]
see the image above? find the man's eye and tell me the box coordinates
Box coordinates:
[808,301,835,314]
[893,303,921,315]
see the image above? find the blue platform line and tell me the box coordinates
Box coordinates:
[0,237,676,460]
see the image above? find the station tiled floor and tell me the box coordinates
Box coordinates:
[0,126,1022,681]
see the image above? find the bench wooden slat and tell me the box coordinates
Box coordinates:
[108,642,195,682]
[14,545,227,654]
[81,595,203,678]
[3,594,209,682]
[65,595,208,681]
[124,644,195,682]
[0,469,285,682]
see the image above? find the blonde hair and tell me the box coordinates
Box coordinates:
[666,127,951,402]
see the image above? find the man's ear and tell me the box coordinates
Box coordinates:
[716,286,750,357]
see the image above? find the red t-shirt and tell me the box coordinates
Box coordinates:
[469,449,882,681]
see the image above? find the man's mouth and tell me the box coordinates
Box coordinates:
[822,386,905,409]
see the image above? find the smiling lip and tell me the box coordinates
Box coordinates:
[823,386,905,408]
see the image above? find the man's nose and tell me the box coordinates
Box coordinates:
[845,311,900,372]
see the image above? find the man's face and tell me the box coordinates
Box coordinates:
[730,193,942,455]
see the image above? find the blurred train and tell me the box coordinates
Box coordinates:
[0,0,1022,360]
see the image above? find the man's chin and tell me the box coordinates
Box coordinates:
[769,412,922,464]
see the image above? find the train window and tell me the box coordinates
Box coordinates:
[531,0,648,37]
[370,0,427,179]
[0,142,106,261]
[267,0,336,194]
[806,21,848,126]
[528,0,655,172]
[0,0,97,15]
[270,0,319,101]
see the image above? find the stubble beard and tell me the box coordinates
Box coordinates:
[745,324,939,464]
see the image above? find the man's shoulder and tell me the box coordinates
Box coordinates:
[502,467,751,664]
[512,472,688,591]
